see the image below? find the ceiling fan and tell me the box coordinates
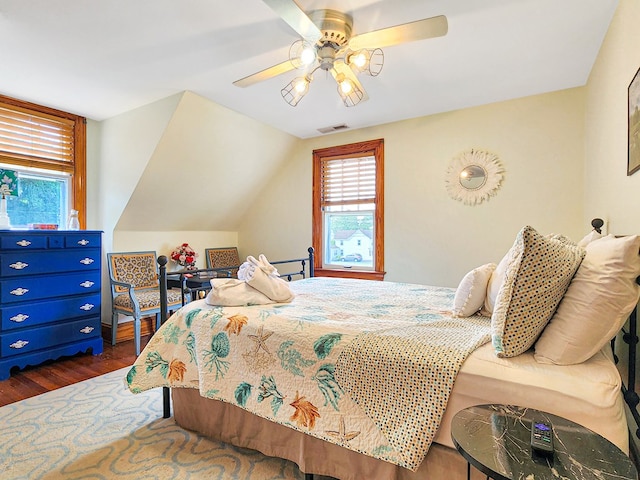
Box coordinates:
[233,0,448,107]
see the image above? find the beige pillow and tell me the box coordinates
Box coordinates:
[534,234,640,365]
[481,254,508,316]
[491,226,585,358]
[452,263,496,317]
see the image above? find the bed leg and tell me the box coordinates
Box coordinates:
[163,387,171,418]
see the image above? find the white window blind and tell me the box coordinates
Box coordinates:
[321,155,376,207]
[0,105,75,164]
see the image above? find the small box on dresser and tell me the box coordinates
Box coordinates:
[0,230,103,380]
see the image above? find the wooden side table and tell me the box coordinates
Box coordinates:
[451,404,637,480]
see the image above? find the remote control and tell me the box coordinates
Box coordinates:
[530,419,554,455]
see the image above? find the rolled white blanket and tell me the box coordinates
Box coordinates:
[238,255,280,281]
[247,266,294,303]
[205,278,273,306]
[256,254,279,277]
[237,261,255,282]
[237,254,294,303]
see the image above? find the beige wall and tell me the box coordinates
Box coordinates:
[112,230,237,271]
[115,91,300,233]
[94,92,182,255]
[584,0,640,234]
[239,88,587,287]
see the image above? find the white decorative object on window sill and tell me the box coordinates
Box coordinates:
[445,149,505,206]
[67,209,80,230]
[0,168,18,230]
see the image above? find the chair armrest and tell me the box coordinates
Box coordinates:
[111,279,134,291]
[110,279,143,316]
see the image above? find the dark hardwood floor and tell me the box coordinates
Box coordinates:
[0,336,148,407]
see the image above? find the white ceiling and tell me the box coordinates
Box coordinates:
[0,0,618,139]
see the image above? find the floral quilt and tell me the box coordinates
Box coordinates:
[126,277,490,471]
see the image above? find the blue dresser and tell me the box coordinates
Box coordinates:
[0,230,103,380]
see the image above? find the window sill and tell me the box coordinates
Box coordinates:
[314,268,386,281]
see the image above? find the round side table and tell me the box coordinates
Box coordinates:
[451,404,637,480]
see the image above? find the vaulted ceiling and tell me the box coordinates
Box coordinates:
[0,0,617,138]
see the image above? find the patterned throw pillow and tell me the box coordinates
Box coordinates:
[491,226,585,358]
[452,263,496,317]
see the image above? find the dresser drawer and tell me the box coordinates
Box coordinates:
[0,235,48,250]
[0,249,100,277]
[64,233,101,249]
[0,293,101,331]
[0,316,101,358]
[0,271,101,304]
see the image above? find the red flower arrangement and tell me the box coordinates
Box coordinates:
[170,243,198,270]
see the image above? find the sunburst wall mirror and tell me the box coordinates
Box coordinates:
[445,149,505,206]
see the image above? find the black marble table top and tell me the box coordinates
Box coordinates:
[451,404,637,480]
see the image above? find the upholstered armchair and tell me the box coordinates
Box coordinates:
[107,251,185,356]
[205,247,241,277]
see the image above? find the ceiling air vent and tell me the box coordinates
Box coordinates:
[317,124,350,134]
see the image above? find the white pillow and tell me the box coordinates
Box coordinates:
[452,263,496,317]
[577,230,603,247]
[491,226,585,358]
[534,234,640,365]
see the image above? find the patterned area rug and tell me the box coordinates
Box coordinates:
[0,368,328,480]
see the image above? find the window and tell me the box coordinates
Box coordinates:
[0,95,86,229]
[312,138,384,280]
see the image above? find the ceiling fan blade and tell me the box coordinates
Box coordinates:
[348,15,448,50]
[233,60,297,88]
[331,61,369,104]
[262,0,323,43]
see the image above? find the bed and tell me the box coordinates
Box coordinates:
[126,223,640,480]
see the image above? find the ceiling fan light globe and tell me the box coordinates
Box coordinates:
[347,48,384,76]
[281,76,310,107]
[289,40,317,69]
[294,77,310,93]
[336,78,363,107]
[339,79,353,94]
[300,47,316,66]
[350,51,368,69]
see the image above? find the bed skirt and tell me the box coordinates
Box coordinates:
[172,388,485,480]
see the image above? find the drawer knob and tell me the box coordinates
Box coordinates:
[80,303,95,311]
[10,287,29,296]
[80,257,95,265]
[80,326,94,334]
[16,240,31,247]
[9,261,29,270]
[10,340,29,349]
[10,314,29,323]
[80,281,95,288]
[78,239,90,246]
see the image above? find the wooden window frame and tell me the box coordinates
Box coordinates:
[0,94,86,228]
[312,138,385,281]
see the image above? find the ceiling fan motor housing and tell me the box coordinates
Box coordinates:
[309,9,353,48]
